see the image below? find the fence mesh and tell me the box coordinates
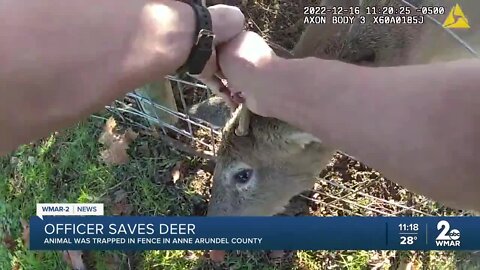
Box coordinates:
[104,0,480,219]
[106,74,222,159]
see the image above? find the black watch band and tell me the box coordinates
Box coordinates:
[178,0,215,75]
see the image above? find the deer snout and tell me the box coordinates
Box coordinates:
[207,198,227,216]
[207,185,236,216]
[207,200,238,216]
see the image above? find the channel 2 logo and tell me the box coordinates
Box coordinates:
[435,220,461,247]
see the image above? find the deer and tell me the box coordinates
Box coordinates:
[194,0,477,217]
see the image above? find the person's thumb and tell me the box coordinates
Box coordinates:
[208,5,245,45]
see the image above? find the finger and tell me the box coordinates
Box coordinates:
[208,5,245,45]
[193,48,227,95]
[197,44,228,83]
[197,75,238,109]
[189,45,238,108]
[215,70,226,80]
[194,5,244,88]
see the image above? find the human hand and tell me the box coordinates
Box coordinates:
[0,0,244,155]
[136,2,244,108]
[216,31,280,116]
[176,4,245,105]
[189,4,245,108]
[114,1,245,88]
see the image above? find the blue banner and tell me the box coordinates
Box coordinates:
[29,216,479,250]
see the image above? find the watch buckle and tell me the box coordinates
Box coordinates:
[195,29,215,46]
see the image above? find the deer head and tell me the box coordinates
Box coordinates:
[207,106,336,216]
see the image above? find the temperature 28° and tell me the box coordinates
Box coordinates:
[400,236,418,245]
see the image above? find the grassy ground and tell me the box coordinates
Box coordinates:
[1,116,479,270]
[0,116,214,270]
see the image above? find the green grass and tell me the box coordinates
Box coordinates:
[1,117,478,270]
[0,118,211,269]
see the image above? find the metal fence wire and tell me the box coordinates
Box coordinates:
[104,0,480,218]
[106,75,223,159]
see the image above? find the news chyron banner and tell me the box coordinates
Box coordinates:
[32,203,480,250]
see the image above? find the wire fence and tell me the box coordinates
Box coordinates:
[104,0,480,218]
[106,74,223,159]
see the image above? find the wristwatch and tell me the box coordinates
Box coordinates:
[177,0,215,75]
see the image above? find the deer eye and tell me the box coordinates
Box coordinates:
[233,169,253,184]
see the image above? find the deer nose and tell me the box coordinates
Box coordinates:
[206,199,224,216]
[207,199,234,216]
[206,207,226,216]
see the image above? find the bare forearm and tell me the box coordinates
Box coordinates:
[263,57,480,210]
[0,0,194,154]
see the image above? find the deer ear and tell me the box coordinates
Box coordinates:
[285,132,322,148]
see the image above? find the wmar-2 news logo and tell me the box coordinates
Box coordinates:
[435,220,461,247]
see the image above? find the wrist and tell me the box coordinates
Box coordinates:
[138,1,197,77]
[156,1,197,73]
[150,0,215,75]
[119,1,196,83]
[253,56,290,118]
